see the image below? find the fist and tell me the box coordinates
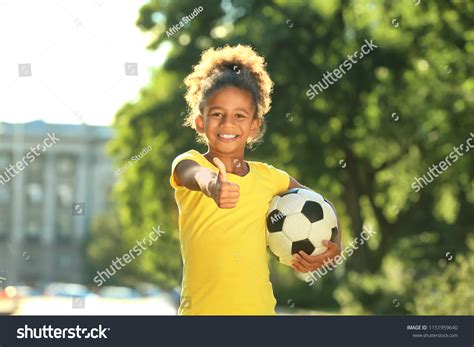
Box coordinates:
[209,157,240,208]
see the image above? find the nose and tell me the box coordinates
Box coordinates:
[220,114,236,127]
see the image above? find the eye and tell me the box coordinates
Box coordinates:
[210,112,223,117]
[236,113,247,119]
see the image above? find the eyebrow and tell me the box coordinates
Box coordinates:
[207,106,251,115]
[234,108,250,114]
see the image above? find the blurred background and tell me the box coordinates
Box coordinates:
[0,0,473,315]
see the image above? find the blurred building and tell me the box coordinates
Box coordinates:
[0,121,114,285]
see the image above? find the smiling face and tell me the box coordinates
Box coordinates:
[196,86,261,156]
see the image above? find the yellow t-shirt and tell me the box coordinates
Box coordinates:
[170,149,290,315]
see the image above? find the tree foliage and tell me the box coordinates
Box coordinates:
[100,0,474,313]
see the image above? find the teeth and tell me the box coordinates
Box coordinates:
[219,134,238,139]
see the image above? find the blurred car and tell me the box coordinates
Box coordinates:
[169,287,181,308]
[14,285,42,297]
[136,283,180,309]
[0,286,19,315]
[98,286,140,299]
[44,282,94,298]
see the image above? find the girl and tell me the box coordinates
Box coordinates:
[170,44,341,315]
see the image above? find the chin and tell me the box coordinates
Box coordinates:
[210,141,245,153]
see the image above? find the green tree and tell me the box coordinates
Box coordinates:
[108,0,474,313]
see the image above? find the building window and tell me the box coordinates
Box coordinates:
[55,155,77,242]
[57,253,72,271]
[27,183,43,204]
[24,156,44,241]
[0,151,11,169]
[0,151,12,239]
[0,202,11,240]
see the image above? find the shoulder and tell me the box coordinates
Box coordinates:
[249,160,290,194]
[172,149,205,166]
[170,150,207,189]
[249,160,288,176]
[249,159,280,170]
[171,150,209,176]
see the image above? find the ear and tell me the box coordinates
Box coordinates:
[249,117,261,137]
[195,115,205,134]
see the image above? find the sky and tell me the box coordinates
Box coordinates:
[0,0,167,126]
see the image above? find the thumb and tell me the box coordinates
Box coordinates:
[213,157,227,182]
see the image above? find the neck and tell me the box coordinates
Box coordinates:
[203,147,247,175]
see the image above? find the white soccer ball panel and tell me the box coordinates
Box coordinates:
[311,246,328,256]
[283,214,311,241]
[277,193,305,215]
[279,255,293,266]
[308,222,332,248]
[268,196,281,213]
[267,232,292,258]
[296,189,325,204]
[321,200,337,224]
[308,201,336,246]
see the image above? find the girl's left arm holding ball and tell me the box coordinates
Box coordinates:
[287,177,342,273]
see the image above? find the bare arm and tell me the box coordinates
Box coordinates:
[173,159,240,208]
[173,160,216,194]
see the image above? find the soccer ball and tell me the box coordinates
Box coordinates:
[266,188,338,266]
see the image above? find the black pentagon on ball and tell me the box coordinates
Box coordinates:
[266,209,285,232]
[279,188,299,197]
[301,200,324,223]
[291,239,315,255]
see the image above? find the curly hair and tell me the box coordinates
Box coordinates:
[183,44,274,147]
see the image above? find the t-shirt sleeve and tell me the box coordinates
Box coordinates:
[266,164,290,195]
[169,150,200,190]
